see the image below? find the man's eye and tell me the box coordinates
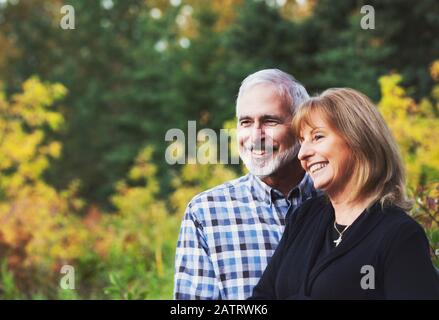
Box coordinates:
[240,120,251,126]
[265,120,278,126]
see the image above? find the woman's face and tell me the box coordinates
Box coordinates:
[297,111,354,199]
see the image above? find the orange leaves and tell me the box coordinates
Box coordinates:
[430,60,439,81]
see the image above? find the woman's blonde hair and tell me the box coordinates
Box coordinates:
[292,88,412,210]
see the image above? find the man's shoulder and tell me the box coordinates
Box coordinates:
[189,174,252,205]
[191,175,250,203]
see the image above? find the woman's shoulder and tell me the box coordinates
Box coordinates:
[303,194,330,212]
[380,204,419,226]
[287,194,330,225]
[376,203,428,241]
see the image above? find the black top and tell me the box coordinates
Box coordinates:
[250,195,439,300]
[315,221,349,267]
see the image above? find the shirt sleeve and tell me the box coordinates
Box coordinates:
[173,201,221,300]
[383,219,439,299]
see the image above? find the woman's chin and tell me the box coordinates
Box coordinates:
[312,180,330,192]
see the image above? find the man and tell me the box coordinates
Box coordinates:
[174,69,317,299]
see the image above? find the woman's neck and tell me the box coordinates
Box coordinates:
[330,195,375,226]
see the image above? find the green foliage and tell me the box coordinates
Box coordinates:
[0,260,24,300]
[104,272,147,300]
[410,182,439,267]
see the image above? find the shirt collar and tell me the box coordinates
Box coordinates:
[249,172,314,205]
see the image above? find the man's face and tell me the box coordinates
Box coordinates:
[236,84,299,178]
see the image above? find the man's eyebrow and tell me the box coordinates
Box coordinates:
[238,114,286,122]
[238,115,252,121]
[260,114,284,121]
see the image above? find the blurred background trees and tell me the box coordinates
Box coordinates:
[0,0,437,298]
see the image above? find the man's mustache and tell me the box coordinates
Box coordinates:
[243,141,276,153]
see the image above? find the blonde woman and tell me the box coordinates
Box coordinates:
[251,88,439,299]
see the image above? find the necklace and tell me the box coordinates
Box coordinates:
[333,221,350,247]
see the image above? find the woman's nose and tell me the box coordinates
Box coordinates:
[298,142,313,161]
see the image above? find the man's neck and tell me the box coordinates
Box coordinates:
[261,159,305,197]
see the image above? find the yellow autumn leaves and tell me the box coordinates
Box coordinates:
[379,63,439,190]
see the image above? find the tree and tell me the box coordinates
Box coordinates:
[378,71,439,189]
[0,77,88,297]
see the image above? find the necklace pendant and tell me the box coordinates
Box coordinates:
[334,235,342,247]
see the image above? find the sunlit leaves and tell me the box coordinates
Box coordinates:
[379,73,439,189]
[0,77,91,295]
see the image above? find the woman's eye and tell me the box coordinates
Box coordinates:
[313,134,323,141]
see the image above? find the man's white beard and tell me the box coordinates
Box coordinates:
[239,143,299,178]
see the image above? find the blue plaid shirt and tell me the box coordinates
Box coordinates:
[174,173,317,300]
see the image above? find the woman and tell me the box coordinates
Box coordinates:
[250,88,439,299]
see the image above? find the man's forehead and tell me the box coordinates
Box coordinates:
[238,84,279,103]
[236,104,292,119]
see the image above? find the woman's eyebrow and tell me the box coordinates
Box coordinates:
[310,127,324,133]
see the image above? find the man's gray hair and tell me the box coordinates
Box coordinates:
[236,68,309,115]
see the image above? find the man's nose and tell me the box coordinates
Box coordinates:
[250,123,265,142]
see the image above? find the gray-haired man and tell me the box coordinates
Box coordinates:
[174,69,317,299]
